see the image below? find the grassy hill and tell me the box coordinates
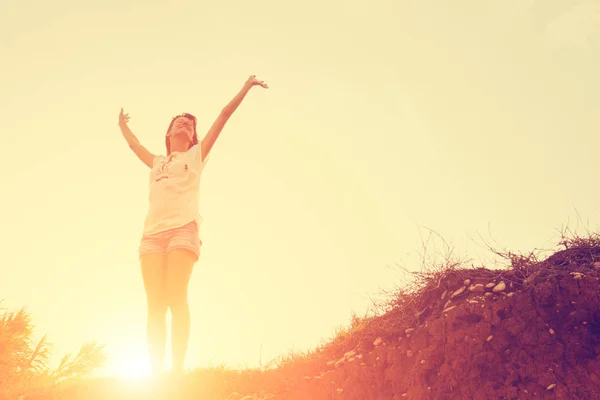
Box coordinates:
[5,233,600,399]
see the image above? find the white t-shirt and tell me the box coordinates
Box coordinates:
[142,144,208,236]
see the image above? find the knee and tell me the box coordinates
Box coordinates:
[147,295,168,317]
[167,291,189,312]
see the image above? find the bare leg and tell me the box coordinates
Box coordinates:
[140,254,168,378]
[165,249,196,375]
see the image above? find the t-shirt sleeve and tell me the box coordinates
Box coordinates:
[192,143,209,167]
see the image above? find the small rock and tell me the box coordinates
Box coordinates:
[507,292,515,297]
[443,305,457,313]
[304,376,311,380]
[326,360,335,366]
[337,388,344,394]
[451,286,466,298]
[373,337,383,346]
[549,328,555,335]
[493,281,506,292]
[594,262,600,269]
[547,384,557,390]
[405,328,415,334]
[464,279,471,286]
[356,354,363,359]
[421,359,426,364]
[583,321,588,325]
[401,394,408,398]
[335,358,345,368]
[441,290,447,300]
[444,300,452,309]
[486,335,493,342]
[485,292,493,297]
[314,376,322,380]
[486,282,496,289]
[574,274,583,280]
[344,350,356,358]
[407,350,413,358]
[469,284,485,293]
[348,357,355,362]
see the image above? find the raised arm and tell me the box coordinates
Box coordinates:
[201,75,268,160]
[118,108,156,168]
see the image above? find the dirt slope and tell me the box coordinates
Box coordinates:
[261,245,600,400]
[54,242,600,400]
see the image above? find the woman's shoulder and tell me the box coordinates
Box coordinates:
[186,143,202,158]
[151,154,166,166]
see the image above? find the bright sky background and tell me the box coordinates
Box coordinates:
[1,0,599,377]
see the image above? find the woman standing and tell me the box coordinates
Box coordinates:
[118,75,268,378]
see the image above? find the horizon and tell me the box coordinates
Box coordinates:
[1,0,599,378]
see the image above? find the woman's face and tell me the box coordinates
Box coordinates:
[169,116,195,141]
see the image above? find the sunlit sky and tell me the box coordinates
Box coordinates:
[1,0,599,377]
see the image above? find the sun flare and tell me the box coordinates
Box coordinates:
[109,351,152,379]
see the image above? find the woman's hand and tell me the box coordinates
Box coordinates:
[119,108,131,126]
[245,75,268,89]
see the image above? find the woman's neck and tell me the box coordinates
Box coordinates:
[170,137,190,154]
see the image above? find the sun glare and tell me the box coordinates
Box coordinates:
[109,350,152,379]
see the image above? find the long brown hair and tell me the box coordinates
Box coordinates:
[165,113,199,155]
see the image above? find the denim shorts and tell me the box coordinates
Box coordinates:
[139,221,201,261]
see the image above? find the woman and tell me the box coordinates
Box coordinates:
[118,75,269,378]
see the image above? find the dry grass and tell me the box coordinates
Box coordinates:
[268,228,600,376]
[0,303,107,400]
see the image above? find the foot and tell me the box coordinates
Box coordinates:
[167,369,185,386]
